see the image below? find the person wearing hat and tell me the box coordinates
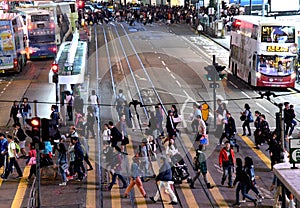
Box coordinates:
[150,156,178,205]
[123,155,147,198]
[219,140,235,188]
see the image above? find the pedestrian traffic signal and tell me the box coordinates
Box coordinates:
[41,118,50,141]
[52,73,58,84]
[51,63,59,73]
[204,65,219,81]
[26,117,41,143]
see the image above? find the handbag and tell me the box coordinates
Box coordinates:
[173,115,183,123]
[200,135,209,145]
[28,157,36,166]
[121,136,129,145]
[17,112,22,118]
[240,114,246,121]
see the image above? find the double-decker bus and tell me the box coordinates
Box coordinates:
[230,15,297,88]
[36,1,78,45]
[18,8,56,59]
[0,13,27,73]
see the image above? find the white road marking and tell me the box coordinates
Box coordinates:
[161,61,166,66]
[170,73,176,80]
[176,80,181,87]
[166,67,171,72]
[256,103,270,113]
[241,91,251,99]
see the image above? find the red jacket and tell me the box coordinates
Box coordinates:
[219,147,235,167]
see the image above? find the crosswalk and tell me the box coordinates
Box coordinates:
[188,36,229,65]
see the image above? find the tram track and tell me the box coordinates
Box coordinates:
[101,21,215,207]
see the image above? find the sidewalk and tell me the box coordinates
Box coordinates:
[205,31,300,91]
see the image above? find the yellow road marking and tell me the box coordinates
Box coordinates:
[180,133,229,208]
[0,167,3,186]
[239,135,271,169]
[86,138,96,208]
[151,158,171,206]
[11,165,30,208]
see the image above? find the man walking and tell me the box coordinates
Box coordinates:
[150,156,178,205]
[219,141,235,188]
[1,135,23,180]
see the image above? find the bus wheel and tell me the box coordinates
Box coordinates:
[248,72,251,85]
[23,55,27,66]
[16,56,22,73]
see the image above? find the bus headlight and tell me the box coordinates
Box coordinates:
[291,72,296,80]
[256,72,261,79]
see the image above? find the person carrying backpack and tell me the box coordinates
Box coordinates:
[190,144,211,189]
[115,89,126,118]
[232,158,257,207]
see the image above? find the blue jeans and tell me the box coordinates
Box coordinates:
[108,172,127,189]
[59,165,67,182]
[222,165,233,186]
[236,183,255,203]
[22,112,29,125]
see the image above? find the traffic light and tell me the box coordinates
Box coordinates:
[53,73,58,84]
[41,118,50,141]
[215,65,227,80]
[77,0,85,9]
[26,117,41,143]
[221,1,227,9]
[51,63,59,73]
[205,65,219,81]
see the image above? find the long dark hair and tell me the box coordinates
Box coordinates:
[244,103,250,110]
[58,142,66,153]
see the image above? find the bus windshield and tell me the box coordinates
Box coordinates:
[31,15,50,22]
[261,26,295,43]
[29,35,55,43]
[257,55,295,76]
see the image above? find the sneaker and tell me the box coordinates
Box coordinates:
[87,168,93,171]
[240,200,246,203]
[76,178,83,182]
[247,134,252,136]
[232,202,241,207]
[67,176,74,180]
[253,199,257,207]
[242,133,246,136]
[59,182,67,186]
[1,177,7,181]
[169,201,178,205]
[149,196,156,203]
[15,175,22,179]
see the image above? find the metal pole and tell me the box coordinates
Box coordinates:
[217,0,220,20]
[55,82,58,107]
[279,104,285,150]
[33,100,41,208]
[212,55,216,128]
[262,0,265,16]
[249,0,252,15]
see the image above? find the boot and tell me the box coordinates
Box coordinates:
[190,182,195,189]
[207,183,212,189]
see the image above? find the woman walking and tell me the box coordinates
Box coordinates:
[241,104,253,136]
[56,139,68,186]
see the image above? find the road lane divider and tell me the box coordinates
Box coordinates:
[86,138,96,208]
[11,165,30,207]
[239,134,271,169]
[125,135,147,208]
[180,133,229,208]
